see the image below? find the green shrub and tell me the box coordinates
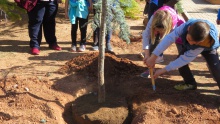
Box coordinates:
[119,0,141,19]
[0,0,25,21]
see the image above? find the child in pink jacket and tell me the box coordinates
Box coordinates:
[141,6,185,78]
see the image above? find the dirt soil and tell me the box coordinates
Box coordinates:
[0,1,220,124]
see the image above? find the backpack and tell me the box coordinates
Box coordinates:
[14,0,38,12]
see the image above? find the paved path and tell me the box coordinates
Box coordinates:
[181,0,220,53]
[181,0,220,29]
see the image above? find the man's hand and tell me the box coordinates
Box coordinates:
[153,68,167,79]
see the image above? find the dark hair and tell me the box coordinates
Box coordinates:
[155,23,164,28]
[188,21,210,42]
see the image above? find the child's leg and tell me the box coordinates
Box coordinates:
[148,3,158,19]
[149,39,163,57]
[93,28,100,46]
[177,47,197,86]
[71,18,79,46]
[201,49,220,89]
[79,17,88,45]
[148,0,164,19]
[105,30,112,44]
[178,65,197,86]
[93,8,99,46]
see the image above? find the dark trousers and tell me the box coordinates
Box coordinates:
[28,1,58,49]
[148,0,164,19]
[71,17,88,46]
[178,48,220,88]
[93,28,112,46]
[93,9,112,46]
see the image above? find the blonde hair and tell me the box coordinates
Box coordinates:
[150,10,173,44]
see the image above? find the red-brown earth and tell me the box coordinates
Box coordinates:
[0,1,220,124]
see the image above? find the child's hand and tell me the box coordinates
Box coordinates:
[143,55,149,64]
[145,54,157,68]
[143,50,150,64]
[153,68,167,79]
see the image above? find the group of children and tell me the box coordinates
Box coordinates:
[64,0,220,92]
[141,1,220,91]
[64,0,114,52]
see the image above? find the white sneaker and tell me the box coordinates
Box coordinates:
[156,56,164,63]
[70,45,76,52]
[106,43,113,52]
[78,45,86,52]
[92,46,99,51]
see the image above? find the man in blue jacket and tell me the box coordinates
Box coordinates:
[145,19,220,91]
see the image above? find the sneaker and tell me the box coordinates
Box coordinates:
[49,44,62,51]
[78,45,86,52]
[31,48,40,55]
[92,46,99,51]
[140,69,150,78]
[70,45,76,52]
[155,56,164,63]
[106,43,113,52]
[174,83,197,90]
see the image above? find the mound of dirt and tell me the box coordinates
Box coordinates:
[58,52,145,77]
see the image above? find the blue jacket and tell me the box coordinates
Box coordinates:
[68,0,89,24]
[150,0,158,5]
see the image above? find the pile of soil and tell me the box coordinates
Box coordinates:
[59,52,144,76]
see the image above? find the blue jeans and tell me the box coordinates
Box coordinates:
[28,1,58,49]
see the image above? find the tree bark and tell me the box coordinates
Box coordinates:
[98,0,107,103]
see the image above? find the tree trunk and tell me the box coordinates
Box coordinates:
[98,0,107,103]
